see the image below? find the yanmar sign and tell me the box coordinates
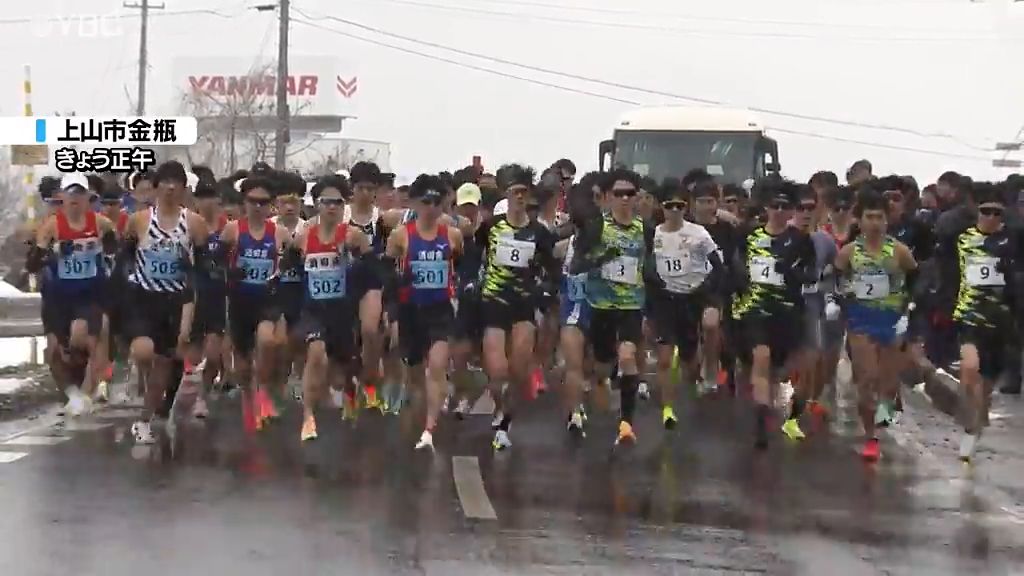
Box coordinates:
[173,56,355,116]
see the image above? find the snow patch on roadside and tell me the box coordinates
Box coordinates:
[0,377,34,395]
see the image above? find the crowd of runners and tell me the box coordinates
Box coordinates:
[19,157,1024,463]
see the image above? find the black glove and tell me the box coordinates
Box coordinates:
[280,245,303,274]
[226,265,246,283]
[25,245,51,274]
[101,230,118,255]
[59,239,75,257]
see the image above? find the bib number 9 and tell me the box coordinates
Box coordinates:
[966,257,1004,287]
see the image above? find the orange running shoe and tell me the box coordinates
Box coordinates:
[861,438,881,462]
[242,390,259,433]
[257,387,279,421]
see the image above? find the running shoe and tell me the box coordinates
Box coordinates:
[699,377,719,395]
[781,418,806,440]
[567,410,586,436]
[958,432,980,463]
[300,414,318,442]
[807,400,830,419]
[662,405,677,430]
[415,430,434,451]
[96,377,110,404]
[861,438,881,461]
[67,388,92,417]
[637,381,651,401]
[492,429,512,451]
[131,420,155,445]
[615,420,636,445]
[192,396,209,419]
[256,387,279,423]
[342,392,359,421]
[364,384,382,412]
[530,368,546,398]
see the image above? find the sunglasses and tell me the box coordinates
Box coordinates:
[612,188,637,198]
[319,197,343,206]
[798,203,817,212]
[246,197,272,207]
[979,206,1004,217]
[769,201,793,211]
[663,201,687,211]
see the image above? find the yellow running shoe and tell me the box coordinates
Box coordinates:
[342,393,359,421]
[781,418,806,440]
[662,405,678,430]
[363,384,382,412]
[615,420,637,445]
[301,414,318,442]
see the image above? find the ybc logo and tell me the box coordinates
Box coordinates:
[336,76,358,98]
[31,7,125,38]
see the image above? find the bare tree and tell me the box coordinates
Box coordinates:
[179,62,316,175]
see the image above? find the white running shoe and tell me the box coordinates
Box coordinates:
[415,430,434,451]
[492,429,512,451]
[959,432,980,462]
[330,388,346,409]
[491,410,505,430]
[95,380,109,403]
[131,420,156,445]
[567,411,585,435]
[66,388,92,417]
[637,381,651,401]
[192,396,210,419]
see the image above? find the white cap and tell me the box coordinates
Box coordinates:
[493,198,509,216]
[186,171,199,190]
[60,172,90,193]
[335,169,350,179]
[742,179,755,193]
[233,178,246,193]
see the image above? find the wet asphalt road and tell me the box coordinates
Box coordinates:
[1,374,1024,576]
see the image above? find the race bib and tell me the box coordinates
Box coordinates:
[854,274,889,300]
[567,274,587,302]
[238,256,274,285]
[279,267,302,284]
[601,255,639,285]
[306,253,346,300]
[657,252,689,278]
[412,260,449,289]
[965,256,1004,287]
[750,256,784,287]
[495,237,535,268]
[144,248,184,282]
[58,240,99,280]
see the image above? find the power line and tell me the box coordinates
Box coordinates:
[456,0,984,33]
[347,0,1020,43]
[291,16,995,161]
[291,18,641,105]
[297,7,995,149]
[0,7,242,25]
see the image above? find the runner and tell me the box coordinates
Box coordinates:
[647,178,724,430]
[387,174,464,450]
[217,176,292,431]
[835,187,917,461]
[476,164,558,451]
[731,177,817,449]
[571,168,653,446]
[931,181,1017,462]
[121,161,209,444]
[27,173,118,416]
[449,182,485,419]
[271,171,309,397]
[293,174,371,441]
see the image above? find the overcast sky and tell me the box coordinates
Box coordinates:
[1,0,1022,183]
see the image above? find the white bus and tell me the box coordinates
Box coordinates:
[599,106,780,184]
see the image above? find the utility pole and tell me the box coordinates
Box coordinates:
[275,0,291,169]
[124,0,165,115]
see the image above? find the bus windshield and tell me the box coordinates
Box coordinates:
[612,130,761,185]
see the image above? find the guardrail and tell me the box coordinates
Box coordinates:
[0,293,43,338]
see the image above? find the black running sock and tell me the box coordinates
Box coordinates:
[619,374,638,424]
[754,404,770,447]
[789,397,805,420]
